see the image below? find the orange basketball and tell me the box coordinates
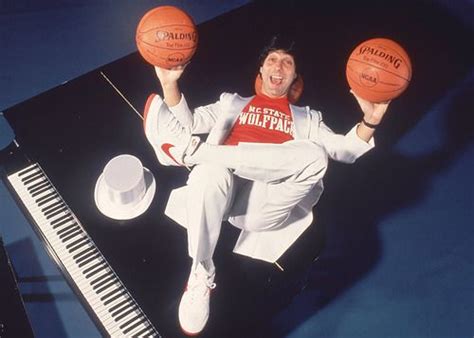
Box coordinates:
[136,6,198,69]
[254,74,304,104]
[346,38,412,102]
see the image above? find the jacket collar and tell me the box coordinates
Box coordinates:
[208,94,311,144]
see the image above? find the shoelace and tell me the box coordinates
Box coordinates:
[186,274,216,303]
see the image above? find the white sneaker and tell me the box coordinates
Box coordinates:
[143,94,200,166]
[178,264,216,335]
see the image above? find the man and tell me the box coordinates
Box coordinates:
[143,36,390,335]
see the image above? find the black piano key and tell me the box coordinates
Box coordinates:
[37,194,59,207]
[53,218,74,231]
[112,302,135,319]
[84,264,105,279]
[12,165,158,336]
[45,206,68,219]
[83,261,104,275]
[100,287,122,305]
[45,208,64,221]
[122,317,148,335]
[46,207,69,220]
[28,180,48,193]
[108,298,129,313]
[75,247,101,264]
[66,236,88,251]
[133,324,153,337]
[30,181,49,193]
[95,280,117,294]
[90,270,112,286]
[35,189,54,201]
[38,188,58,198]
[52,219,75,232]
[74,249,98,264]
[36,196,56,210]
[30,183,50,196]
[114,306,138,322]
[21,170,43,184]
[57,224,78,237]
[92,275,115,290]
[72,246,95,260]
[119,313,141,330]
[77,254,100,268]
[101,286,123,302]
[19,166,39,178]
[101,287,126,303]
[61,229,82,243]
[35,190,54,203]
[57,227,79,241]
[123,317,146,337]
[103,290,127,306]
[23,174,46,186]
[110,300,133,319]
[17,164,38,177]
[57,222,76,234]
[41,200,62,214]
[58,225,80,239]
[42,200,63,212]
[51,214,72,227]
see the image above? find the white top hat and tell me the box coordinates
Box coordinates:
[94,154,156,220]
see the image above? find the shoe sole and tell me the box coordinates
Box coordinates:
[181,327,201,336]
[143,94,180,166]
[178,285,213,336]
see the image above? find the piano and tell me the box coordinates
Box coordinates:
[5,162,159,337]
[0,71,325,338]
[0,48,181,335]
[0,4,329,336]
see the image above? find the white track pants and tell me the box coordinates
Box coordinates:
[185,140,328,263]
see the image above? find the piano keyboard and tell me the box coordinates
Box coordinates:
[7,163,160,337]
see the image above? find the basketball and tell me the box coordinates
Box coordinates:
[254,74,304,104]
[136,6,198,69]
[346,38,412,102]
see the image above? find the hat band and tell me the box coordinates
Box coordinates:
[107,178,146,207]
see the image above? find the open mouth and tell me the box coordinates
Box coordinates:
[270,75,283,85]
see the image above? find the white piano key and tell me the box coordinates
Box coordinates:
[114,309,141,329]
[90,268,113,285]
[126,322,150,337]
[121,314,145,333]
[7,164,159,337]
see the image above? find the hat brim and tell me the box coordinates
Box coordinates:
[94,167,156,220]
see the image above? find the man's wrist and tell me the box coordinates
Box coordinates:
[161,81,178,90]
[362,118,379,129]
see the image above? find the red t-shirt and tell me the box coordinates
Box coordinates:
[224,94,294,145]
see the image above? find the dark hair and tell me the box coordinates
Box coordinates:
[258,35,298,67]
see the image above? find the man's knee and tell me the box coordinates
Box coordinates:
[187,164,234,192]
[231,211,288,232]
[291,142,328,182]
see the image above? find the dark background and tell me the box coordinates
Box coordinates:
[1,0,473,337]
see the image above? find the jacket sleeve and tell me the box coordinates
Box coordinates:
[309,109,375,163]
[169,93,226,134]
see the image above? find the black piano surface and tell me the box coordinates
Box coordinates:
[0,65,322,337]
[0,4,325,337]
[0,237,35,338]
[1,1,472,337]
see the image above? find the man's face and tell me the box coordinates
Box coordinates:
[260,50,297,99]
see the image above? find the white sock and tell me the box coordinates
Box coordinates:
[201,259,215,275]
[192,258,215,276]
